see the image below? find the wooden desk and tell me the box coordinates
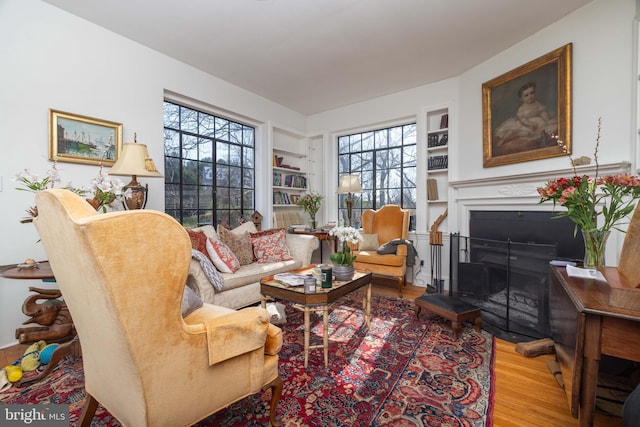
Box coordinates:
[549,266,640,426]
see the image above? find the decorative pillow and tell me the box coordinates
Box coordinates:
[249,228,287,261]
[206,238,240,273]
[191,249,224,291]
[181,286,203,317]
[251,229,293,263]
[230,221,258,235]
[187,230,213,262]
[360,233,379,251]
[218,226,253,265]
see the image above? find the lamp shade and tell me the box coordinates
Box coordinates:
[109,143,163,178]
[337,174,363,194]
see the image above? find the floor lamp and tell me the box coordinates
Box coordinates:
[337,174,363,227]
[109,135,163,210]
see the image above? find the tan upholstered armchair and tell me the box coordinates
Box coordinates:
[354,205,411,296]
[33,189,283,427]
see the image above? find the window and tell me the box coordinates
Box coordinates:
[164,101,255,228]
[337,123,416,227]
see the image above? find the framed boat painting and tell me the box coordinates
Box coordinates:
[49,109,122,166]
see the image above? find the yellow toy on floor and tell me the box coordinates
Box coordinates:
[2,340,60,383]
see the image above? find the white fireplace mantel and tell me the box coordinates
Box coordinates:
[448,161,631,265]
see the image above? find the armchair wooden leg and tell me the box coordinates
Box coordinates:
[265,375,283,427]
[397,276,405,298]
[78,392,99,427]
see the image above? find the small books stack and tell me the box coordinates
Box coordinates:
[274,273,307,286]
[290,224,307,232]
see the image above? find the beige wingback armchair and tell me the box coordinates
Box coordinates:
[354,205,410,296]
[33,189,283,427]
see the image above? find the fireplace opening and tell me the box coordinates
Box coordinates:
[451,210,584,342]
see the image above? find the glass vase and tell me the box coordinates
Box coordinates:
[581,229,610,269]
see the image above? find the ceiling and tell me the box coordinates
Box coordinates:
[42,0,592,115]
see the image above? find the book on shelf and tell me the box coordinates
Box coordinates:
[427,178,439,200]
[274,273,308,287]
[440,114,449,129]
[428,155,448,170]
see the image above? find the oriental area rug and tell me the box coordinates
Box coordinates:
[0,293,495,426]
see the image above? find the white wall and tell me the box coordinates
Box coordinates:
[0,0,306,348]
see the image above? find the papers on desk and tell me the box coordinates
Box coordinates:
[566,265,607,282]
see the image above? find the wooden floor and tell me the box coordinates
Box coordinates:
[0,281,623,426]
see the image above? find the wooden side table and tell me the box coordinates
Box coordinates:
[288,230,338,262]
[0,261,80,387]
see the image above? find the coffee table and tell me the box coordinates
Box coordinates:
[260,265,372,368]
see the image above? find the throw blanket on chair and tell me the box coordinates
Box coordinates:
[192,249,225,291]
[377,239,418,266]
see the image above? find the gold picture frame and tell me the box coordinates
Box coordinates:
[49,109,122,166]
[482,43,572,168]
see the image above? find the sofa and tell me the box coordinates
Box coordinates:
[186,221,319,309]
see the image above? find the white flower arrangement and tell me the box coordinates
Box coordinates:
[328,226,363,266]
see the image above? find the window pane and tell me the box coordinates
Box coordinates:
[200,162,214,185]
[164,129,180,157]
[403,166,416,188]
[229,166,242,187]
[181,108,198,133]
[198,186,213,208]
[230,122,242,144]
[376,150,388,169]
[182,135,198,160]
[217,187,229,209]
[199,138,212,161]
[403,145,416,167]
[164,103,180,130]
[164,157,180,184]
[349,134,361,153]
[338,154,350,174]
[389,147,402,168]
[338,136,350,154]
[361,151,373,171]
[216,164,229,186]
[243,168,254,188]
[243,146,254,169]
[182,159,198,185]
[199,113,215,137]
[374,130,388,149]
[216,141,229,165]
[389,126,402,147]
[229,144,241,167]
[215,117,229,140]
[389,168,402,188]
[403,187,416,209]
[403,124,416,145]
[362,132,374,151]
[243,126,254,147]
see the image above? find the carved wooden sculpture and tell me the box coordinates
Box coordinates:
[15,287,75,344]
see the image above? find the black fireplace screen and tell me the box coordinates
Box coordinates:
[450,211,584,341]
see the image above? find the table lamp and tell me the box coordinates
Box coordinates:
[109,134,163,210]
[337,174,363,227]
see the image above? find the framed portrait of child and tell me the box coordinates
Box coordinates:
[482,43,572,167]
